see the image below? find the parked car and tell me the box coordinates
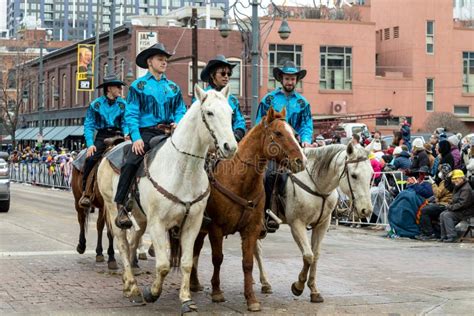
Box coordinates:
[0,158,10,212]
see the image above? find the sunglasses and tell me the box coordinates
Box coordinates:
[218,71,232,77]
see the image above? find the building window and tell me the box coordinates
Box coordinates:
[462,51,474,93]
[376,116,412,127]
[453,105,470,115]
[104,63,108,78]
[61,74,67,107]
[379,29,383,41]
[188,61,207,96]
[74,71,78,105]
[319,46,352,91]
[50,77,56,109]
[268,44,303,89]
[228,58,242,97]
[426,21,434,54]
[120,59,125,81]
[384,28,390,40]
[393,26,399,38]
[426,78,434,111]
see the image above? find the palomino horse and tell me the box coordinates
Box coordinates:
[71,166,118,270]
[255,143,373,302]
[189,107,306,311]
[97,85,237,313]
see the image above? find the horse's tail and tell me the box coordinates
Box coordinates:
[168,230,181,269]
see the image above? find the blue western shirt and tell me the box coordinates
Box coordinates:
[84,96,128,148]
[256,88,313,144]
[126,72,187,142]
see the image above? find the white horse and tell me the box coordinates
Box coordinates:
[255,143,373,302]
[97,85,237,313]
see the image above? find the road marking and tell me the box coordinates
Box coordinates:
[0,250,96,257]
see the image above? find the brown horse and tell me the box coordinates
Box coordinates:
[189,107,306,311]
[71,163,118,270]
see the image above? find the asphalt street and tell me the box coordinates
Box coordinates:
[0,183,473,315]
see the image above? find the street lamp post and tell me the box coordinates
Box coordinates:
[219,1,291,127]
[38,29,52,144]
[107,0,116,77]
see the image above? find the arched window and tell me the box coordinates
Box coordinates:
[61,74,67,107]
[104,63,108,78]
[50,76,56,109]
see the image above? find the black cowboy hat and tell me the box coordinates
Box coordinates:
[200,55,237,82]
[273,60,307,82]
[96,75,126,89]
[135,43,173,69]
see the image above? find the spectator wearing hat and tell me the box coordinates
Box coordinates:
[410,138,429,172]
[79,75,128,208]
[439,169,474,242]
[448,135,462,169]
[198,55,246,142]
[113,43,187,229]
[415,163,454,240]
[391,146,411,171]
[437,140,455,172]
[256,60,313,231]
[423,143,435,171]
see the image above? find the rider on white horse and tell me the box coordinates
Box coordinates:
[114,43,187,229]
[79,75,128,209]
[255,60,314,232]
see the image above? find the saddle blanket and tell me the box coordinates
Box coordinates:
[72,149,87,172]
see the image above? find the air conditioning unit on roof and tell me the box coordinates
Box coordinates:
[331,101,347,115]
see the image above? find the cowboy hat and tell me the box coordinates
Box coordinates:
[135,43,173,69]
[96,74,126,89]
[200,55,237,82]
[273,60,307,82]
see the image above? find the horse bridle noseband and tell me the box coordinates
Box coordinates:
[338,156,368,203]
[170,94,220,160]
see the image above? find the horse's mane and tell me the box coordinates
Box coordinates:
[305,144,346,180]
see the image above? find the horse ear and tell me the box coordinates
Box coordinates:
[221,84,231,99]
[266,106,275,123]
[280,106,286,119]
[194,84,206,103]
[347,142,354,156]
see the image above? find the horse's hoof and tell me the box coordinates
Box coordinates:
[132,267,142,276]
[129,293,145,305]
[143,286,160,303]
[108,260,119,270]
[181,300,198,313]
[247,302,261,312]
[261,285,273,294]
[138,253,147,260]
[211,292,225,303]
[310,293,324,303]
[190,283,204,292]
[76,244,85,254]
[96,255,105,263]
[291,282,303,296]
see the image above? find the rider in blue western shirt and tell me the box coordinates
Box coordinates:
[114,43,187,229]
[256,60,314,232]
[79,75,128,208]
[198,55,246,142]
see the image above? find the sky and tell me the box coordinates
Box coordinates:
[0,0,6,30]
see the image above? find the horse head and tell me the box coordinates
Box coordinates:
[194,84,237,159]
[261,107,306,173]
[339,143,373,218]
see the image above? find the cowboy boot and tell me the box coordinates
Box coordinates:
[114,203,133,229]
[78,193,91,208]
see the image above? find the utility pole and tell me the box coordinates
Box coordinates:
[250,0,260,126]
[107,0,116,77]
[94,0,101,98]
[191,8,198,98]
[38,38,44,143]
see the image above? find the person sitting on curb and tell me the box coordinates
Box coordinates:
[439,169,474,243]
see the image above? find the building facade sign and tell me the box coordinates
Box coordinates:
[136,31,158,78]
[76,44,95,91]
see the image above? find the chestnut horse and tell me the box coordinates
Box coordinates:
[189,108,306,311]
[71,162,117,270]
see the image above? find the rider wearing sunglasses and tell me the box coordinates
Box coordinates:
[199,55,247,142]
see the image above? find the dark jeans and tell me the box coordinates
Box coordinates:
[82,129,120,191]
[440,210,464,239]
[264,161,288,211]
[419,203,446,236]
[114,128,165,205]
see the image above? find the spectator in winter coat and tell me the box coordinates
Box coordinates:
[400,118,411,151]
[448,135,462,169]
[423,143,435,171]
[392,146,411,171]
[439,170,474,242]
[410,138,430,171]
[369,152,382,185]
[415,163,454,240]
[429,133,439,154]
[438,140,455,171]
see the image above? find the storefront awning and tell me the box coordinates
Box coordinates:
[21,128,40,141]
[50,126,82,141]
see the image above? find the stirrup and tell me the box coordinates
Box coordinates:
[115,205,133,229]
[79,195,91,208]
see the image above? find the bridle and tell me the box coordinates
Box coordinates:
[170,94,220,160]
[338,156,369,203]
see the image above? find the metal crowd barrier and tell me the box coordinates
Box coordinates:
[9,162,73,190]
[336,171,406,227]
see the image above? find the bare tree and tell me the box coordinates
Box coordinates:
[0,52,36,148]
[423,112,470,135]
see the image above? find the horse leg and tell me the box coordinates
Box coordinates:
[241,231,261,311]
[289,220,314,297]
[307,217,331,303]
[142,223,168,304]
[106,227,118,270]
[76,204,87,254]
[178,216,203,313]
[255,239,273,294]
[190,231,207,292]
[209,226,226,303]
[128,224,146,275]
[95,208,105,262]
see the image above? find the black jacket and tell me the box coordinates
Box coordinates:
[447,181,474,217]
[411,149,430,170]
[438,140,455,170]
